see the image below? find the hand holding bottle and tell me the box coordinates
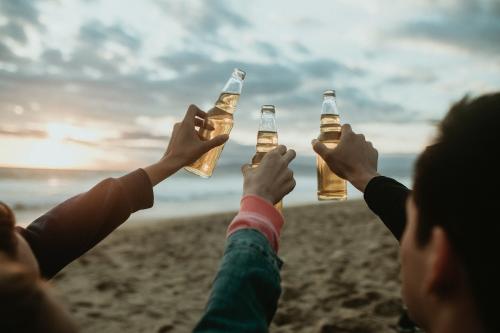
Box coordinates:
[186,68,245,178]
[144,105,229,186]
[315,89,347,200]
[242,145,296,205]
[312,124,379,193]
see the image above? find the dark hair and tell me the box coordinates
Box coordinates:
[0,202,17,258]
[413,92,500,332]
[0,256,44,332]
[0,204,42,332]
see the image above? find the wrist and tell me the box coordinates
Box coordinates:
[160,154,184,174]
[243,187,274,205]
[348,170,380,193]
[144,156,183,187]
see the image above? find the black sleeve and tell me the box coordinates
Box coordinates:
[363,176,410,241]
[16,169,154,279]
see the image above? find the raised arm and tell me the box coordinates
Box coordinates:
[313,124,410,241]
[16,105,229,279]
[194,145,296,333]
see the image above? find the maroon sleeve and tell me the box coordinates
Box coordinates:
[16,169,154,279]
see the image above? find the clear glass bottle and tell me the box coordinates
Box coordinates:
[316,89,347,200]
[185,68,246,177]
[251,105,283,211]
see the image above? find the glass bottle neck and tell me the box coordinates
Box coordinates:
[321,96,339,115]
[259,111,277,132]
[221,70,245,94]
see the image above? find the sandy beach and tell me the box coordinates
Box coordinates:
[52,200,403,333]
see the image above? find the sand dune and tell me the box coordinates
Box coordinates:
[52,200,404,332]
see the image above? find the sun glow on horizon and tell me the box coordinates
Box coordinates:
[46,122,109,142]
[0,136,99,170]
[0,121,130,170]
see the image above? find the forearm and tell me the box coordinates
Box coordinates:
[18,169,154,279]
[363,175,410,241]
[194,195,285,332]
[194,229,282,333]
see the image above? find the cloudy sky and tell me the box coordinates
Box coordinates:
[0,0,499,170]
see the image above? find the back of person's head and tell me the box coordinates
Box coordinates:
[413,92,500,332]
[0,202,44,332]
[0,202,17,258]
[0,203,78,332]
[0,255,44,333]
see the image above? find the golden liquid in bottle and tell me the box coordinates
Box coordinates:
[251,131,283,211]
[185,93,240,178]
[317,114,347,200]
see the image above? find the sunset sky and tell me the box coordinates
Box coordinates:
[1,0,499,170]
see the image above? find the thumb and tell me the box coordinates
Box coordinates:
[340,123,353,140]
[202,134,229,151]
[312,139,331,159]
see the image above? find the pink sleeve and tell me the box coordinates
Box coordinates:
[226,195,285,252]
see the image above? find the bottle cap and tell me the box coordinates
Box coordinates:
[323,89,336,97]
[261,105,275,113]
[233,68,246,80]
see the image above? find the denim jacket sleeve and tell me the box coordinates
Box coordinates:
[193,229,283,333]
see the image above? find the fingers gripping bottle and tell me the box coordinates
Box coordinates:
[316,90,347,200]
[185,68,246,177]
[251,105,283,211]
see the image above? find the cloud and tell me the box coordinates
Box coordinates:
[0,21,28,44]
[0,0,415,158]
[79,20,142,51]
[396,0,500,54]
[384,71,436,85]
[0,41,28,64]
[340,87,410,123]
[0,0,43,27]
[40,49,64,66]
[154,0,249,43]
[273,86,412,124]
[0,42,16,62]
[0,43,374,135]
[37,19,143,79]
[156,51,212,73]
[0,0,50,46]
[119,131,169,141]
[155,56,303,99]
[0,127,47,139]
[291,42,310,55]
[155,52,363,101]
[300,58,364,78]
[254,41,279,57]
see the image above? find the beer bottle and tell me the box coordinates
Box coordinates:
[185,68,246,177]
[316,90,347,200]
[251,105,283,211]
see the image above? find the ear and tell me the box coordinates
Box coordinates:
[424,226,460,297]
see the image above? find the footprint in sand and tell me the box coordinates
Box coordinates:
[273,306,302,326]
[95,280,116,291]
[86,311,102,318]
[341,295,373,309]
[373,298,403,317]
[317,319,375,333]
[280,283,301,302]
[157,324,174,332]
[74,300,93,308]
